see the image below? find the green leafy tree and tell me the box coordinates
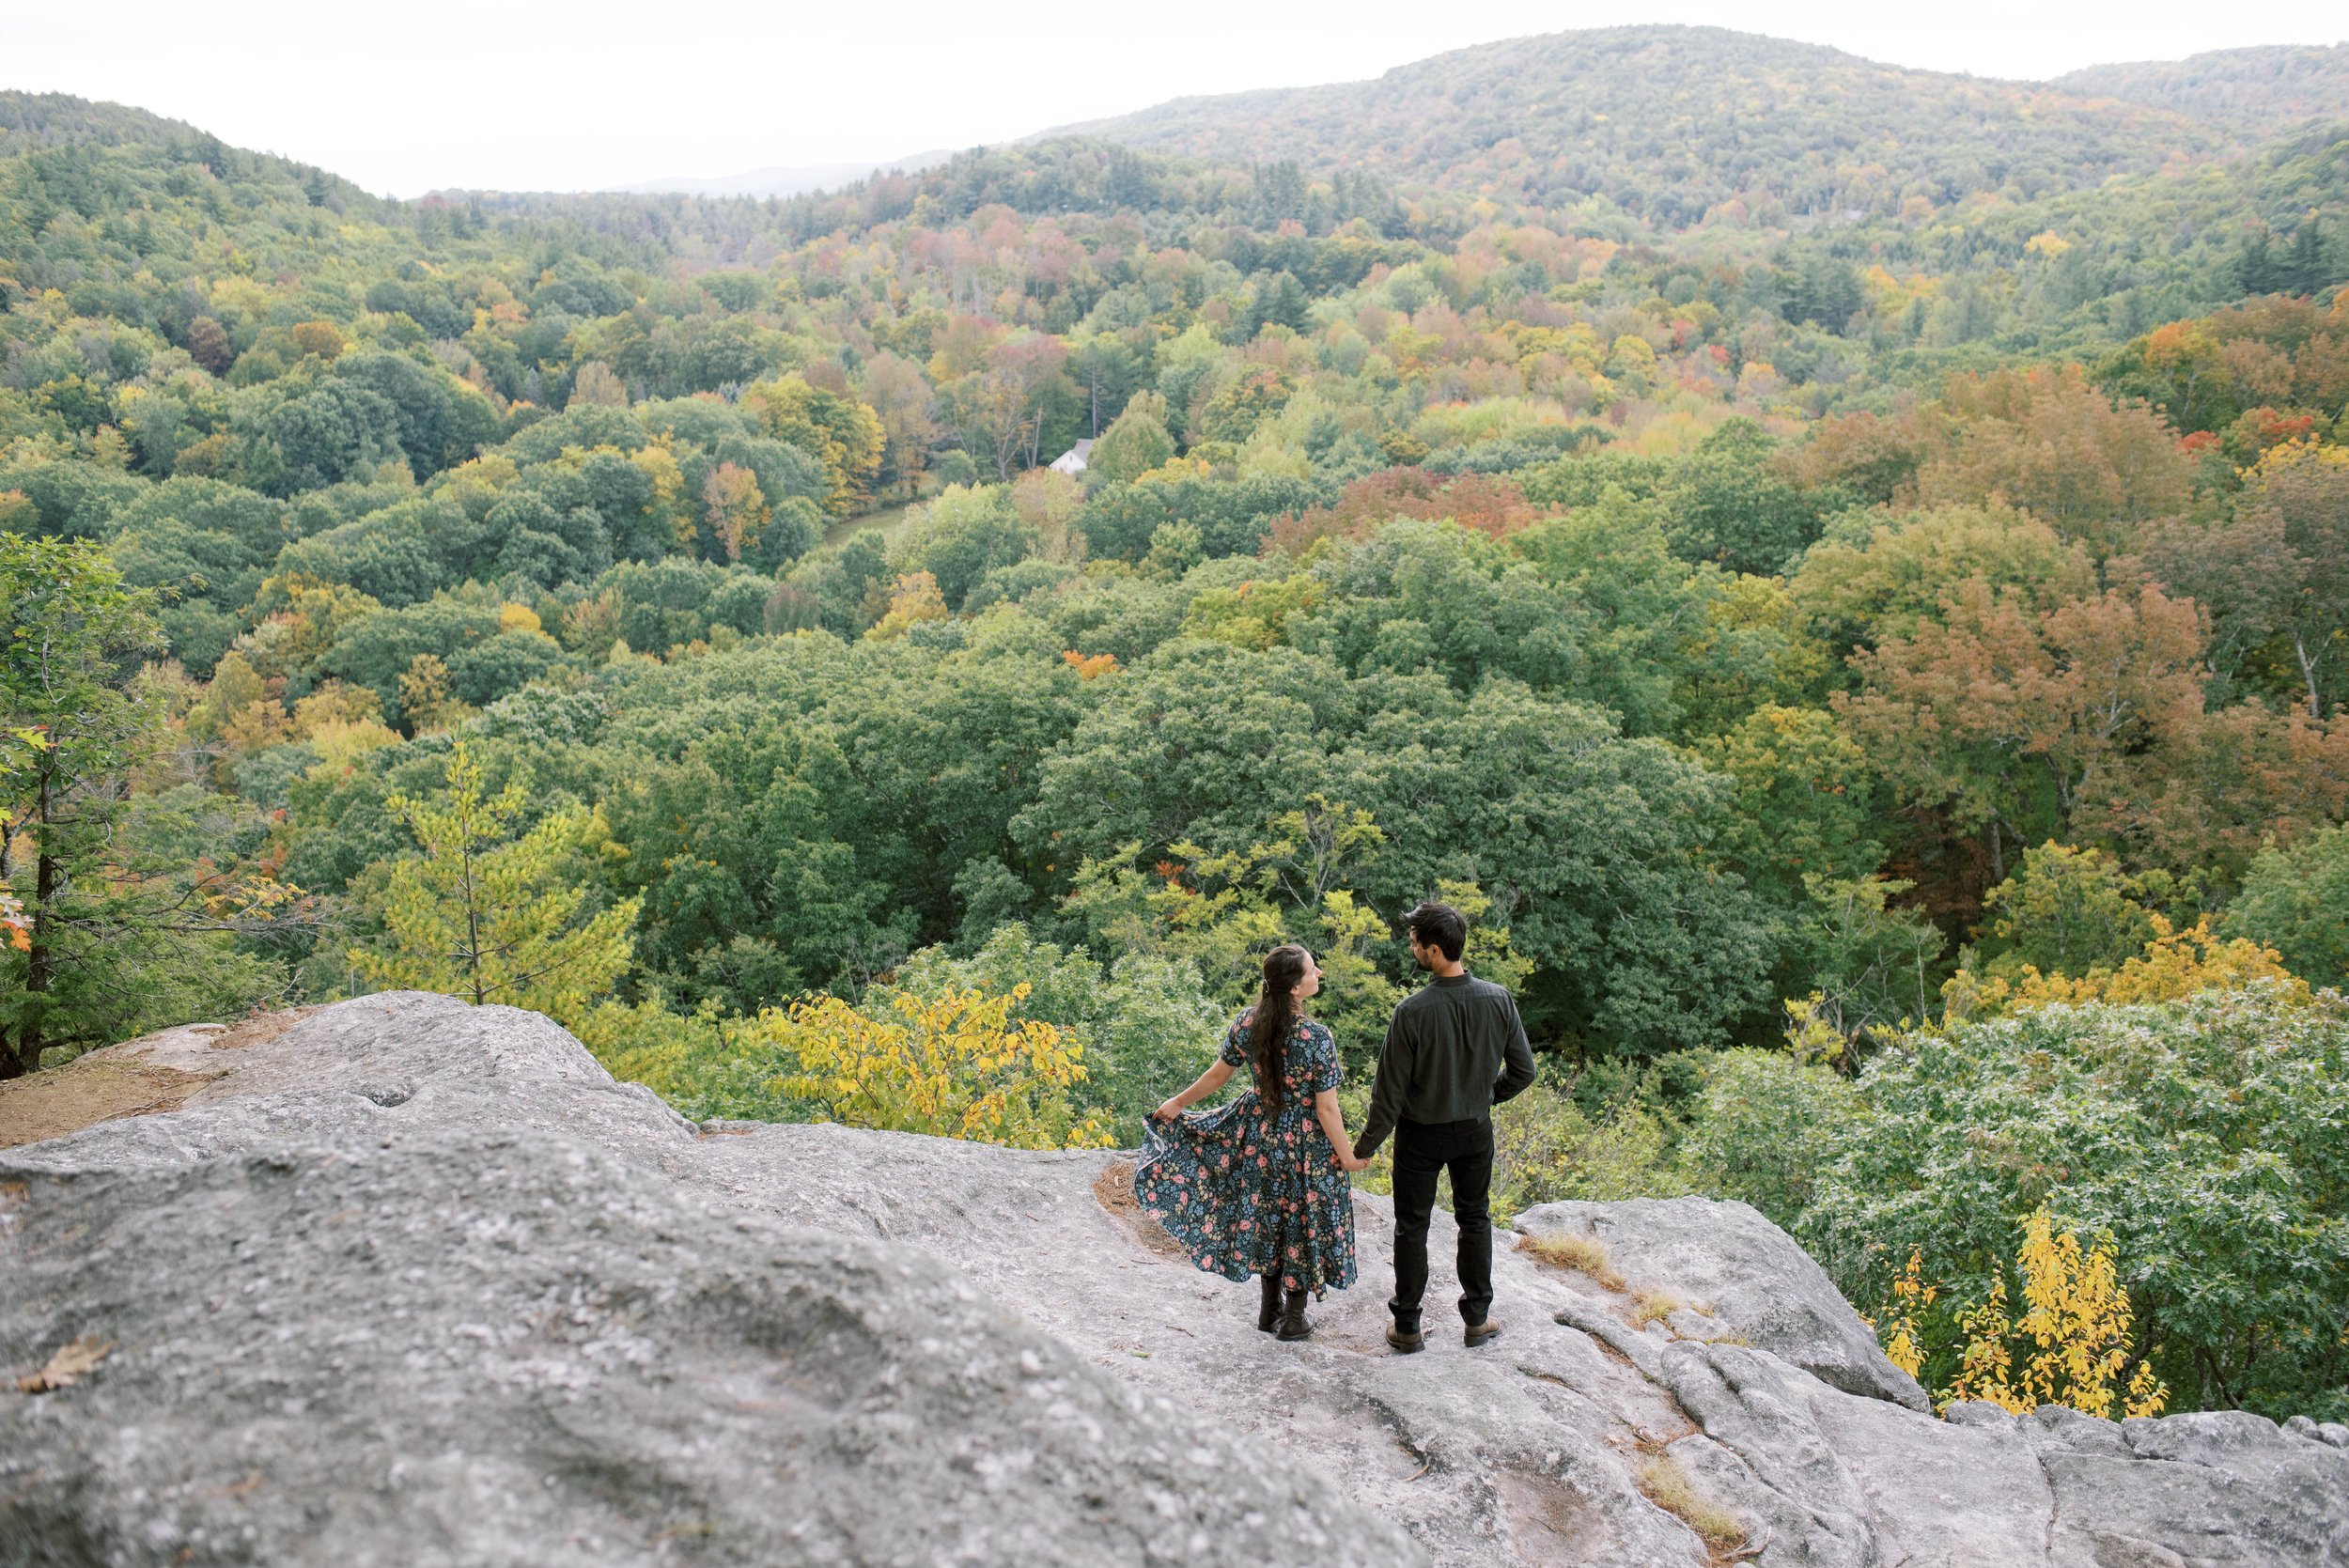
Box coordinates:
[2,536,287,1074]
[1976,841,2165,983]
[1800,986,2349,1419]
[4,539,164,1073]
[350,742,640,1025]
[1086,399,1177,487]
[894,484,1037,610]
[2225,825,2349,990]
[1694,705,1884,904]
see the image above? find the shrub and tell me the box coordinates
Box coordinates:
[1677,1047,1860,1229]
[1491,1082,1695,1219]
[1937,1209,2169,1420]
[884,922,1225,1129]
[1802,986,2349,1419]
[746,984,1113,1150]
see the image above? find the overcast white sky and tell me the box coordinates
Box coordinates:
[10,1,2341,196]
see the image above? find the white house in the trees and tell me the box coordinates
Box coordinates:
[1048,439,1095,475]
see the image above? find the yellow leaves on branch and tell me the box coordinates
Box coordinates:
[1946,915,2305,1020]
[865,572,948,641]
[1875,1247,1937,1380]
[753,983,1111,1151]
[1936,1209,2168,1421]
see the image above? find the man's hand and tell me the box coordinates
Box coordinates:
[1335,1149,1370,1172]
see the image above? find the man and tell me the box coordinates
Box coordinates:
[1353,902,1537,1353]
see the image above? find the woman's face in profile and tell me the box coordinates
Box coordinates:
[1293,951,1322,1001]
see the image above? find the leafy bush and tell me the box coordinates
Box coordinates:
[749,985,1112,1150]
[1677,1048,1860,1229]
[885,923,1226,1131]
[1800,986,2349,1420]
[1490,1081,1695,1219]
[2226,824,2349,990]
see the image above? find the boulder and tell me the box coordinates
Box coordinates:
[1514,1196,1930,1410]
[1,999,1413,1568]
[4,993,2342,1567]
[2028,1407,2349,1566]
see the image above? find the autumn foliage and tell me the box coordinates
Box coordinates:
[753,984,1112,1150]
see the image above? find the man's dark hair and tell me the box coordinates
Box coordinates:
[1405,902,1468,963]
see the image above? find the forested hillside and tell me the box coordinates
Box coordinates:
[1061,26,2238,219]
[2056,43,2349,130]
[3,27,2346,1420]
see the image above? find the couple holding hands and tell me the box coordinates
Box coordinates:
[1136,901,1538,1351]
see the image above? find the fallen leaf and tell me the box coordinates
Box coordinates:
[17,1334,115,1393]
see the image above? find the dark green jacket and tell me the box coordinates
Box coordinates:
[1353,972,1538,1157]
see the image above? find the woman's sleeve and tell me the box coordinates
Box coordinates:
[1311,1023,1342,1094]
[1218,1015,1252,1068]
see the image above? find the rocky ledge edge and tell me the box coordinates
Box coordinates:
[2,993,2342,1567]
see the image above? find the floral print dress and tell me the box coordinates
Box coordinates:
[1133,1011,1360,1296]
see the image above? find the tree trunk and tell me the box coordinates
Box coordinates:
[4,753,59,1078]
[2295,630,2326,721]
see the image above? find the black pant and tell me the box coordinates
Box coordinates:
[1388,1116,1495,1329]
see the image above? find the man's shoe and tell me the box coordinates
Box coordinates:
[1385,1322,1425,1354]
[1275,1289,1315,1342]
[1256,1274,1282,1333]
[1464,1317,1501,1348]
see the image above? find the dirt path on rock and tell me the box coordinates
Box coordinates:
[0,1011,313,1149]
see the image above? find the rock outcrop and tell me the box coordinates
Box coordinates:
[1513,1197,1930,1410]
[4,994,2344,1566]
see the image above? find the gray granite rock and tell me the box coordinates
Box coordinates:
[1515,1195,1930,1410]
[4,993,2343,1567]
[0,999,1415,1568]
[2030,1408,2349,1567]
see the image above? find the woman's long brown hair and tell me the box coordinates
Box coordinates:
[1248,944,1310,1112]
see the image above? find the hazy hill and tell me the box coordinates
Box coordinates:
[617,149,955,198]
[0,91,206,153]
[1052,24,2233,226]
[2056,43,2349,130]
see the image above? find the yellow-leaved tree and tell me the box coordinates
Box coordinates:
[1939,1209,2168,1420]
[351,742,640,1028]
[1944,914,2305,1019]
[749,983,1112,1150]
[1874,1248,1937,1381]
[865,572,948,641]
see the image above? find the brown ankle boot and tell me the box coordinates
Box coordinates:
[1256,1274,1282,1333]
[1275,1288,1315,1342]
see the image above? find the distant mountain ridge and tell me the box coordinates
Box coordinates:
[1047,25,2263,225]
[616,149,955,199]
[2054,42,2349,130]
[6,27,2343,211]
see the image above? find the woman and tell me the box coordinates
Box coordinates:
[1134,943,1368,1342]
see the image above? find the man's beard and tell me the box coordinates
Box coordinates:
[1411,950,1434,972]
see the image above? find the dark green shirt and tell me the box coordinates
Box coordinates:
[1354,972,1538,1157]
